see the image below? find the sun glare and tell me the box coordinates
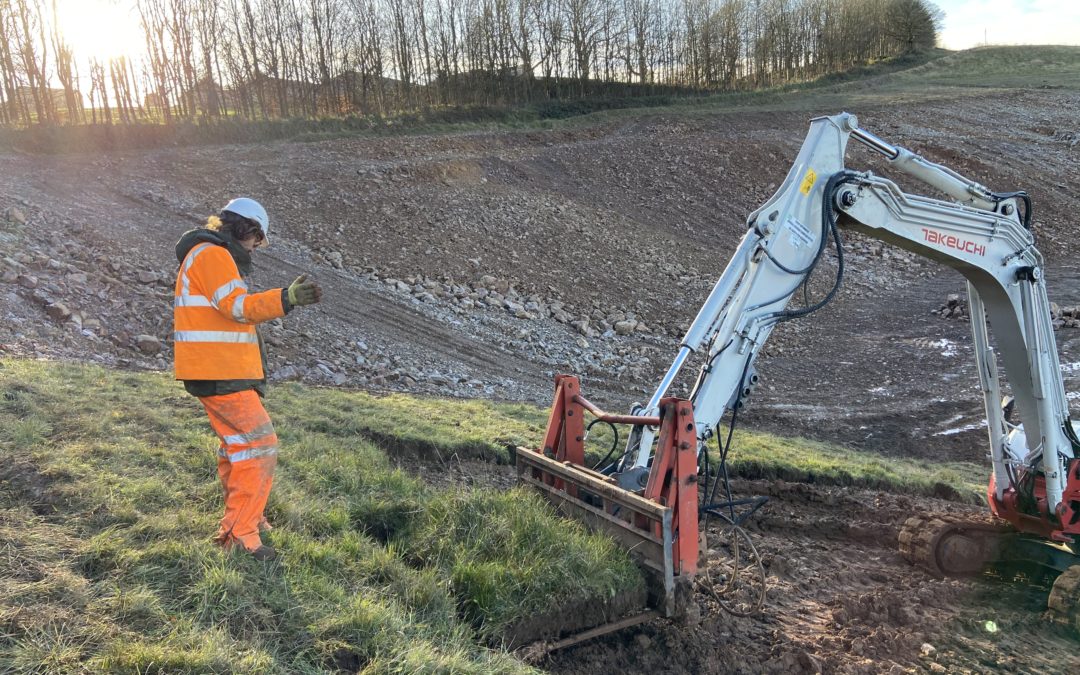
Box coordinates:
[54,0,143,63]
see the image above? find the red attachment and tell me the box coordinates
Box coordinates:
[1061,459,1080,530]
[643,399,700,576]
[539,375,586,497]
[529,375,700,578]
[988,458,1080,542]
[540,374,586,467]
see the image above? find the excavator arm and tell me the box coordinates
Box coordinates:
[621,113,1079,533]
[520,114,1080,630]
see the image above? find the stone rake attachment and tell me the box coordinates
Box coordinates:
[517,375,701,628]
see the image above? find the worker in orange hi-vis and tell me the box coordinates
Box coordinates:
[173,197,322,561]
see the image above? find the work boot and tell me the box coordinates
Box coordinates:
[250,545,277,561]
[257,518,273,533]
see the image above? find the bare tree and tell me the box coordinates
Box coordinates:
[624,0,657,85]
[12,0,53,124]
[386,0,417,105]
[193,0,224,118]
[0,4,20,125]
[563,0,602,92]
[138,0,175,122]
[885,0,942,52]
[48,0,82,123]
[0,0,946,130]
[87,57,111,124]
[346,0,388,113]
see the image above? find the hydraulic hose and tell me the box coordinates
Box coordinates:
[587,418,621,472]
[765,170,855,325]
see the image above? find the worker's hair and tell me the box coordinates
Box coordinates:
[206,211,262,242]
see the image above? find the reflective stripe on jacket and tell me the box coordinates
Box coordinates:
[174,242,286,380]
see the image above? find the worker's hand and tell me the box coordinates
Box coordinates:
[288,274,322,307]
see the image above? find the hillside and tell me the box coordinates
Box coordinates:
[1,48,1078,464]
[1,45,1080,672]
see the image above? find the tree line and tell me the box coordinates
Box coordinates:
[0,0,942,127]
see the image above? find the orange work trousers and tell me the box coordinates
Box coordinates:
[199,389,278,553]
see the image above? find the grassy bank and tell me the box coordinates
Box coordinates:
[0,359,638,673]
[269,377,987,502]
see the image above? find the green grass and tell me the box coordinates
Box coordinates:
[270,383,547,464]
[718,429,985,502]
[267,376,987,502]
[574,408,985,503]
[884,45,1080,90]
[0,358,640,673]
[409,489,638,639]
[0,357,989,671]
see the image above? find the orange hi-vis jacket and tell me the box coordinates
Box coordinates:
[174,242,286,381]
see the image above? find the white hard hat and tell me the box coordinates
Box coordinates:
[222,197,270,246]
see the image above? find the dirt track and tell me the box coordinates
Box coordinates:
[2,84,1080,671]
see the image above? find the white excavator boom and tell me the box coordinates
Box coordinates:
[624,113,1076,517]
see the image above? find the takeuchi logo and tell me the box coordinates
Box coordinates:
[922,228,986,256]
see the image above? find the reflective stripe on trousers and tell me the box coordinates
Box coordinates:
[200,389,278,552]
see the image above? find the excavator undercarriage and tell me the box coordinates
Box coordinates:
[899,514,1012,577]
[900,514,1080,629]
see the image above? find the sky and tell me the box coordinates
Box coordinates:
[53,1,144,62]
[932,0,1080,49]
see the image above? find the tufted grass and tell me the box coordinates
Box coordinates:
[0,358,640,673]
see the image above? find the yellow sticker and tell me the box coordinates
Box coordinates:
[799,168,817,195]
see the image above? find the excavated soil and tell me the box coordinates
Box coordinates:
[2,84,1080,671]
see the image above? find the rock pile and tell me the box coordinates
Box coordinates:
[367,271,654,339]
[0,202,175,372]
[1051,303,1080,329]
[932,294,968,321]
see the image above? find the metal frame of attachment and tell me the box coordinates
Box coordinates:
[517,374,699,616]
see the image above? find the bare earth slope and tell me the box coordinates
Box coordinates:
[2,49,1080,672]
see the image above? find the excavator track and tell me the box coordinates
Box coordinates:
[899,514,1012,577]
[1047,565,1080,632]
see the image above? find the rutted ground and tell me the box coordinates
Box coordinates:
[554,479,1077,674]
[1,55,1080,671]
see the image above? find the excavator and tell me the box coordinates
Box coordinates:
[517,112,1080,641]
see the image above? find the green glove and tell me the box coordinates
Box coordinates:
[288,274,322,307]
